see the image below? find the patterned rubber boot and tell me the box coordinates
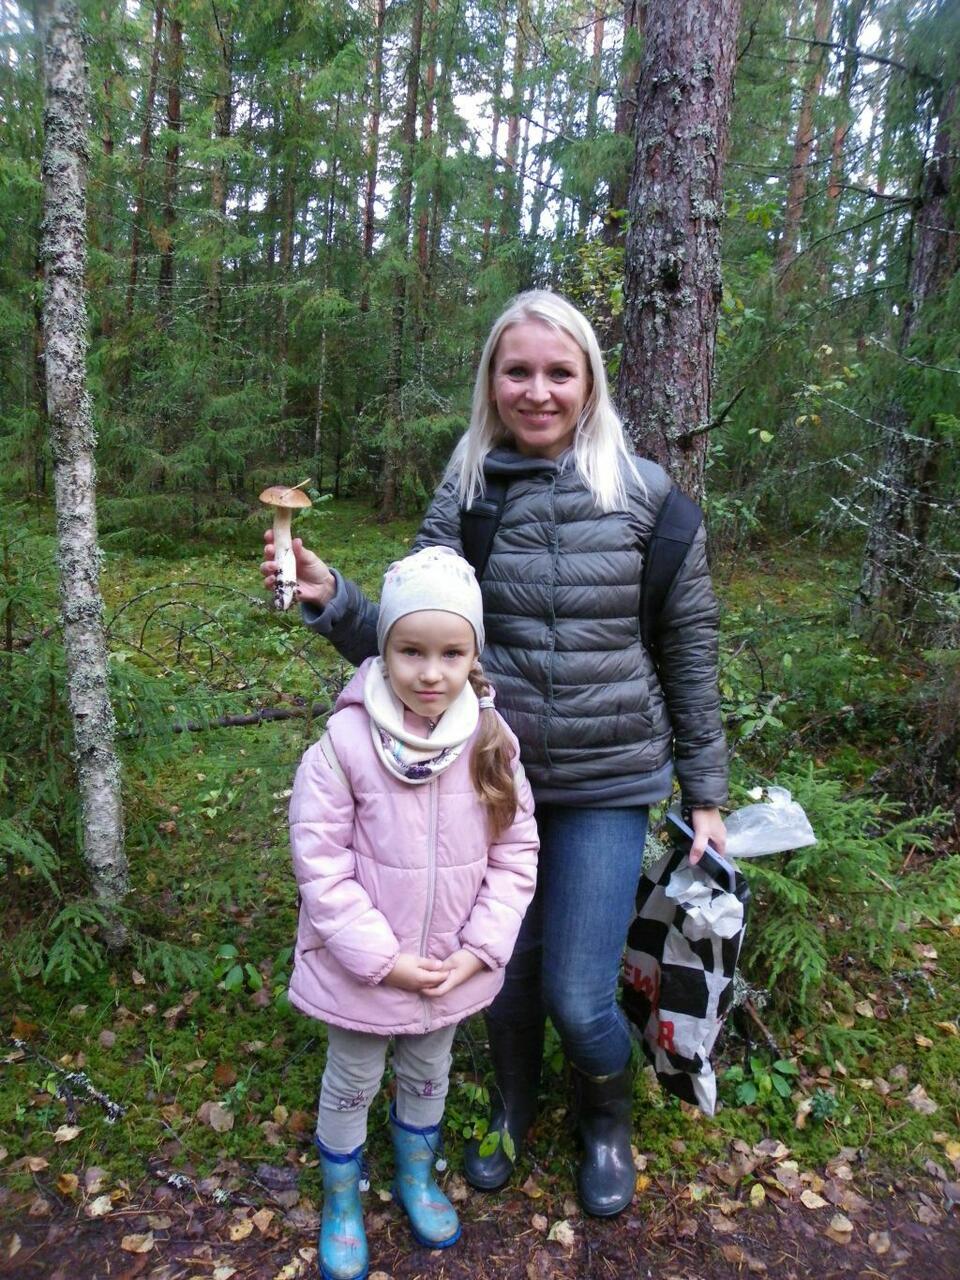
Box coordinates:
[316,1140,369,1280]
[388,1104,461,1249]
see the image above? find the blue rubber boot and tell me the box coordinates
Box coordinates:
[389,1104,461,1249]
[316,1140,369,1280]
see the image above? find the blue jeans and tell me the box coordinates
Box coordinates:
[487,804,648,1078]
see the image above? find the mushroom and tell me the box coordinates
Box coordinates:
[259,482,312,611]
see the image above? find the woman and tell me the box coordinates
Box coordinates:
[261,290,727,1218]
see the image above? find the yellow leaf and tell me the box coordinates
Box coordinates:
[944,1141,960,1161]
[229,1219,254,1241]
[273,1104,289,1126]
[635,1173,651,1194]
[521,1175,543,1199]
[53,1125,81,1143]
[56,1172,79,1196]
[915,1034,933,1048]
[934,1021,959,1037]
[120,1232,154,1254]
[749,1183,766,1207]
[854,1000,875,1019]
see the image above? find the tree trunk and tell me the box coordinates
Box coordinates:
[776,0,832,276]
[820,0,865,292]
[579,1,606,231]
[854,79,960,624]
[208,5,232,332]
[500,0,529,240]
[126,0,163,320]
[381,0,424,520]
[604,0,645,247]
[158,11,182,325]
[360,0,385,313]
[616,0,742,500]
[40,0,128,938]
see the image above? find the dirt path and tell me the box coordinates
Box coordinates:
[3,1155,958,1280]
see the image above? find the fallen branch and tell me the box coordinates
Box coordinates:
[171,701,330,733]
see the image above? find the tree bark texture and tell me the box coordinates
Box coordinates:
[855,79,960,622]
[158,11,182,324]
[125,0,163,319]
[616,0,742,500]
[40,0,128,930]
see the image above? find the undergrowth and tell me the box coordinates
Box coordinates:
[2,508,958,1200]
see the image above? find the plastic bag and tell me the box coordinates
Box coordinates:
[621,812,749,1116]
[723,786,816,859]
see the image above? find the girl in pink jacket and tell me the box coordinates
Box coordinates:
[289,546,538,1280]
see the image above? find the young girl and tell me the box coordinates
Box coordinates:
[288,545,538,1280]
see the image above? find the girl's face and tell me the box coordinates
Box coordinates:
[383,611,477,719]
[491,319,590,460]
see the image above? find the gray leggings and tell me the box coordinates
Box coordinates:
[318,1022,458,1154]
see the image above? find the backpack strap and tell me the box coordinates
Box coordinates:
[460,475,510,582]
[640,486,704,655]
[317,729,350,791]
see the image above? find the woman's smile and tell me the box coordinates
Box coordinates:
[491,319,590,460]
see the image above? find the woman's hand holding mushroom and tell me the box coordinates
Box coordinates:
[260,530,337,609]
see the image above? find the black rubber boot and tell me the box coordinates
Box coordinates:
[463,1017,544,1191]
[572,1062,636,1217]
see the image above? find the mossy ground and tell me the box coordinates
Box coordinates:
[2,502,958,1269]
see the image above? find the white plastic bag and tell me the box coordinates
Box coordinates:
[723,786,816,858]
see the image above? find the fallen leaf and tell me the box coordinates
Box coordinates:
[906,1084,938,1115]
[260,1121,284,1147]
[184,1058,208,1073]
[120,1232,154,1254]
[98,1030,116,1049]
[56,1172,79,1195]
[547,1219,575,1247]
[12,1015,39,1039]
[213,1063,237,1088]
[86,1194,113,1218]
[7,1235,21,1260]
[532,1213,548,1232]
[934,1020,958,1037]
[53,1124,81,1144]
[825,1212,853,1244]
[229,1219,254,1241]
[147,1214,172,1229]
[800,1189,828,1209]
[635,1173,651,1193]
[562,1198,578,1218]
[28,1196,51,1217]
[0,1147,7,1164]
[915,1034,933,1048]
[708,1210,738,1234]
[686,1182,710,1202]
[854,1000,875,1019]
[749,1182,766,1207]
[521,1175,544,1199]
[720,1244,748,1264]
[868,1230,890,1255]
[916,1203,940,1225]
[794,1097,813,1129]
[252,1208,275,1233]
[753,1139,790,1161]
[273,1104,289,1126]
[132,969,146,986]
[197,1101,235,1133]
[213,1267,237,1280]
[945,1140,960,1160]
[17,1156,49,1173]
[84,1167,109,1193]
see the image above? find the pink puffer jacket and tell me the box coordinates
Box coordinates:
[288,659,539,1036]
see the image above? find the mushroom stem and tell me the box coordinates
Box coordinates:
[272,507,297,611]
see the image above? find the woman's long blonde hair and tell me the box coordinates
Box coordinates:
[449,290,642,513]
[468,665,518,838]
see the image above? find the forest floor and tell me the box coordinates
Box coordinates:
[3,501,960,1279]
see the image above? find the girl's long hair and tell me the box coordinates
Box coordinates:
[468,665,518,838]
[449,289,643,513]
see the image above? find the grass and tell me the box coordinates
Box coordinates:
[2,500,959,1214]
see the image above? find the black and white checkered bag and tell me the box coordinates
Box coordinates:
[621,812,750,1116]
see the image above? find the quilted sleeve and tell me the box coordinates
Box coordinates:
[289,744,400,985]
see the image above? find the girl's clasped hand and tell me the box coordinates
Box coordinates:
[268,289,729,1280]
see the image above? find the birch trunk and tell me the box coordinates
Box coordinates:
[616,0,741,500]
[41,0,128,938]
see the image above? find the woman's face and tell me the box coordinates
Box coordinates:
[490,319,590,460]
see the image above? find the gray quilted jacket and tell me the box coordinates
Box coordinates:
[303,447,727,809]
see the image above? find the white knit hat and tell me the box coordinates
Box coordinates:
[377,546,485,653]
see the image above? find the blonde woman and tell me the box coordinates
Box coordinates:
[263,290,727,1218]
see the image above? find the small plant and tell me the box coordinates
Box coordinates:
[212,943,264,994]
[723,1055,799,1109]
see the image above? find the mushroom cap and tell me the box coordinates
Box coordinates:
[259,485,312,509]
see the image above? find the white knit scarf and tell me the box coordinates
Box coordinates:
[362,658,479,785]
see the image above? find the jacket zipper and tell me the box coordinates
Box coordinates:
[419,779,440,1032]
